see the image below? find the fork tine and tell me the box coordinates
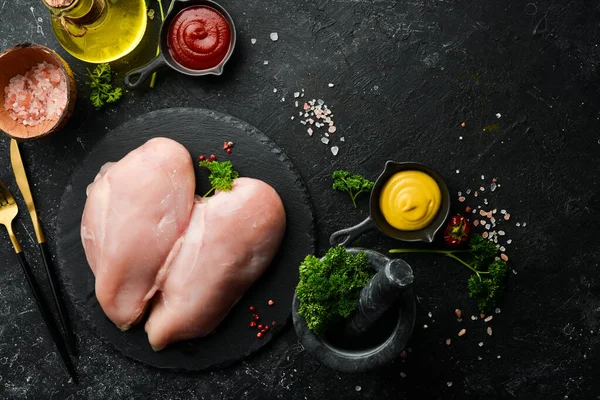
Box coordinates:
[0,186,6,206]
[0,181,15,205]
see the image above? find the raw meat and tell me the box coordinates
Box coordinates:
[145,178,285,350]
[81,138,286,349]
[81,137,196,330]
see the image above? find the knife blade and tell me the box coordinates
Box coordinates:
[10,139,77,355]
[10,139,45,243]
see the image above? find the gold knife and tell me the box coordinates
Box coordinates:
[10,139,77,355]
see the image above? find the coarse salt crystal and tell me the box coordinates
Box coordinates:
[270,32,279,41]
[446,339,451,345]
[456,170,460,174]
[355,386,361,392]
[471,315,478,321]
[473,220,479,226]
[328,83,334,87]
[487,327,493,336]
[264,61,269,65]
[500,246,506,252]
[480,186,485,191]
[331,146,339,156]
[484,316,493,322]
[458,329,466,336]
[459,196,466,202]
[295,101,299,107]
[522,222,527,227]
[328,126,337,133]
[498,230,505,236]
[307,128,313,136]
[496,113,502,118]
[481,175,485,180]
[428,312,432,318]
[485,224,491,230]
[400,373,407,378]
[501,253,509,262]
[516,222,521,227]
[495,308,501,314]
[504,213,511,221]
[478,342,484,347]
[294,92,300,98]
[340,137,345,142]
[447,382,453,387]
[273,88,277,92]
[251,38,257,44]
[321,137,329,144]
[500,209,506,214]
[423,324,429,329]
[506,239,512,244]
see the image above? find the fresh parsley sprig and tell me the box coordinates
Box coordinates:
[198,160,239,197]
[296,247,374,335]
[332,170,375,208]
[87,63,123,109]
[390,234,508,313]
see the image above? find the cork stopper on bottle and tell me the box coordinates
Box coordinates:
[44,0,77,7]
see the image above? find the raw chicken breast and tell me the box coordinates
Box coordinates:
[145,177,286,350]
[81,137,286,349]
[81,138,195,330]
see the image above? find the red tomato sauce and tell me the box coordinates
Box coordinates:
[167,6,231,71]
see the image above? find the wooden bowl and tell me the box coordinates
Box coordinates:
[0,43,77,141]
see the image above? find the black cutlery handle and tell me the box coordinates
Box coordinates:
[39,242,77,356]
[16,251,79,384]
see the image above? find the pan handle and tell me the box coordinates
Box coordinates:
[329,217,376,247]
[124,55,168,90]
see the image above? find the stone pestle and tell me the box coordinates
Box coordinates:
[344,258,414,338]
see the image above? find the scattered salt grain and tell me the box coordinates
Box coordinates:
[485,224,491,230]
[504,213,511,221]
[455,309,462,319]
[516,222,521,227]
[496,113,502,118]
[456,170,460,174]
[497,355,502,359]
[445,338,451,345]
[355,386,361,392]
[423,324,429,329]
[487,327,493,336]
[495,308,501,314]
[328,83,334,88]
[251,38,257,44]
[471,315,478,321]
[506,239,512,244]
[484,315,493,322]
[400,373,407,378]
[522,222,527,227]
[427,312,432,318]
[273,88,277,92]
[482,232,489,239]
[281,97,285,102]
[331,146,339,156]
[294,92,300,98]
[498,230,505,236]
[458,329,466,336]
[307,128,313,136]
[481,175,485,180]
[500,209,506,214]
[459,196,466,202]
[501,253,509,262]
[290,116,294,120]
[459,136,463,140]
[479,186,485,192]
[447,382,453,387]
[500,246,506,252]
[490,183,497,192]
[328,126,337,133]
[478,356,483,361]
[295,101,299,107]
[264,60,269,65]
[466,189,472,194]
[321,137,329,144]
[340,137,345,142]
[270,32,279,41]
[478,342,484,347]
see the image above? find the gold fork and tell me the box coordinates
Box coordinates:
[0,181,78,383]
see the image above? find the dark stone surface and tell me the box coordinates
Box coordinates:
[1,0,600,398]
[292,248,416,372]
[55,108,316,370]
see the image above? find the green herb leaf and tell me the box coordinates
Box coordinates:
[332,170,374,208]
[88,63,124,109]
[198,160,239,197]
[296,247,374,335]
[390,233,509,313]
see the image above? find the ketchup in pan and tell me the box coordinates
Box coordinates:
[167,6,232,71]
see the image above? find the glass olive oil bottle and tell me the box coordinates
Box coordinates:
[44,0,147,63]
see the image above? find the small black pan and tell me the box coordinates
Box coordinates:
[124,0,236,90]
[330,161,451,247]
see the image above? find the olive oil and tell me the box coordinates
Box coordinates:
[45,0,147,63]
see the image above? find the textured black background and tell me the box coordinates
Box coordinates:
[1,0,599,399]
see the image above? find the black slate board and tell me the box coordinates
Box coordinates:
[55,108,316,370]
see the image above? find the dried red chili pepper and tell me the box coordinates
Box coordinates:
[443,215,471,247]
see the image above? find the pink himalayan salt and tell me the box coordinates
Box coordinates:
[3,62,67,127]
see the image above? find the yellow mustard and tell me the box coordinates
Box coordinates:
[379,170,441,231]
